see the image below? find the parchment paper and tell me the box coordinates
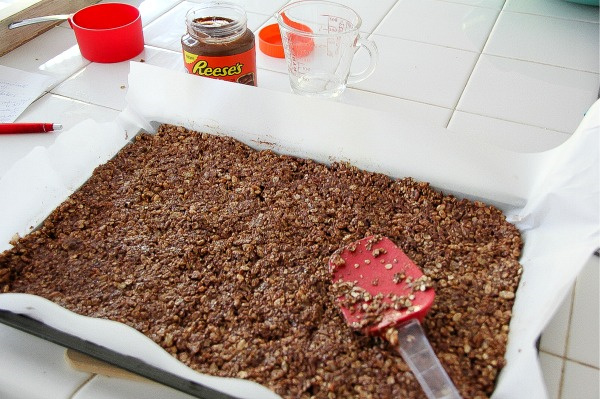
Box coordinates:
[0,62,598,398]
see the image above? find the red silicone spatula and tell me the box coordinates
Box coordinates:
[329,236,461,399]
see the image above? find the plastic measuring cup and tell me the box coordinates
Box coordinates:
[275,0,377,98]
[9,3,144,63]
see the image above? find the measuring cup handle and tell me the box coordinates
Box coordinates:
[347,35,378,85]
[8,15,70,29]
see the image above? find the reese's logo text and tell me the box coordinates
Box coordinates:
[192,60,243,77]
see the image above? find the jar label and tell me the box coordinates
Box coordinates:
[183,46,256,86]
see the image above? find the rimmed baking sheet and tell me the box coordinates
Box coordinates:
[0,62,598,398]
[0,294,278,399]
[0,308,239,399]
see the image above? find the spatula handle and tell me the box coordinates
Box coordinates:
[395,319,462,399]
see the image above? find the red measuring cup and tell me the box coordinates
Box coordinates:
[9,3,144,63]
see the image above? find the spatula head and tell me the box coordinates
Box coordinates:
[329,236,435,335]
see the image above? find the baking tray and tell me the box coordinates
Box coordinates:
[0,62,598,398]
[0,309,239,399]
[0,292,280,399]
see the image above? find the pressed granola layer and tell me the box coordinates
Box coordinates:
[0,124,522,398]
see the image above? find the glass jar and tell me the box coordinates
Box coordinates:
[181,1,256,86]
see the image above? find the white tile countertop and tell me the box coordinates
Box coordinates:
[0,0,598,398]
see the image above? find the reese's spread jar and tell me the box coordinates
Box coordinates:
[182,1,256,86]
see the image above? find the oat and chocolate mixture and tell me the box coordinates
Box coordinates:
[0,124,522,398]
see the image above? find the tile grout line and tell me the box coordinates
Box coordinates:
[445,0,508,129]
[558,357,567,399]
[258,56,575,132]
[445,109,573,135]
[562,357,600,371]
[341,85,454,111]
[482,53,599,75]
[367,32,599,75]
[368,0,402,35]
[52,92,125,113]
[48,0,187,96]
[141,0,186,28]
[440,0,599,23]
[344,85,572,137]
[501,8,600,25]
[557,283,578,398]
[25,26,92,94]
[559,257,600,371]
[539,350,567,399]
[435,0,503,11]
[371,32,482,54]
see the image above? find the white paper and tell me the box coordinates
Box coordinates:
[0,62,598,399]
[0,120,130,250]
[0,65,51,122]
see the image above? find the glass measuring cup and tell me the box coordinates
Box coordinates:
[275,1,378,98]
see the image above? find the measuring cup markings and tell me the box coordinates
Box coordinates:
[327,15,353,33]
[326,37,339,57]
[298,63,311,74]
[314,15,354,34]
[286,50,311,75]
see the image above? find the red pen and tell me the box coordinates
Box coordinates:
[0,123,63,134]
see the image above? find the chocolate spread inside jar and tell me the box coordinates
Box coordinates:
[182,2,256,86]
